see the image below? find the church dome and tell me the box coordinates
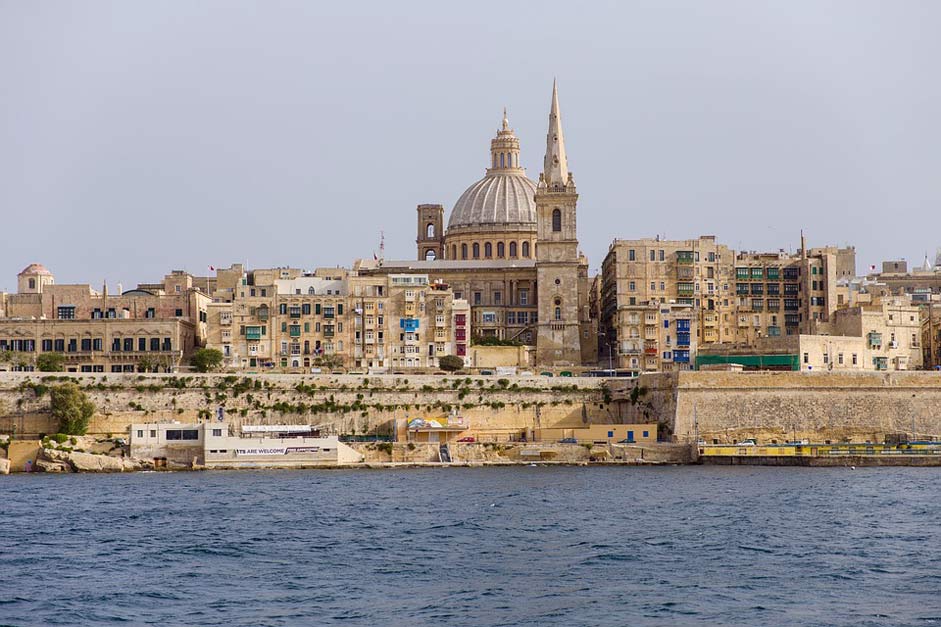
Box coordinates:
[448,173,537,230]
[447,110,537,232]
[18,263,52,276]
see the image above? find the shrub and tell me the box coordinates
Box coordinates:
[438,355,464,372]
[36,353,66,372]
[190,348,224,373]
[50,383,95,435]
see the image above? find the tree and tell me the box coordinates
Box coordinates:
[438,355,465,372]
[190,348,224,373]
[314,353,344,371]
[36,352,66,372]
[50,383,95,435]
[136,355,159,373]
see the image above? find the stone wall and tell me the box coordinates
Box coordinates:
[0,372,612,438]
[672,371,941,444]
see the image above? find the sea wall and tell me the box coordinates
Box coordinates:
[671,371,941,443]
[0,372,614,438]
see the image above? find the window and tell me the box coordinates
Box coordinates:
[522,241,530,258]
[57,306,75,320]
[629,281,635,291]
[650,250,655,261]
[426,223,435,238]
[519,289,529,306]
[474,292,482,305]
[175,308,183,317]
[494,291,502,304]
[166,429,199,441]
[852,353,858,365]
[629,249,635,261]
[497,242,505,258]
[461,243,468,259]
[472,243,480,259]
[552,209,562,232]
[554,307,561,320]
[484,242,492,257]
[509,242,517,258]
[212,429,222,437]
[803,352,809,364]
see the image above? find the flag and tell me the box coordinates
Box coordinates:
[209,265,215,272]
[869,265,876,271]
[373,252,378,261]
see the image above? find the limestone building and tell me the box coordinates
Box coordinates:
[0,264,207,372]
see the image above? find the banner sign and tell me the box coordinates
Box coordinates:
[235,446,322,456]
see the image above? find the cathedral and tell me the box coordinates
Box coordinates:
[358,82,595,366]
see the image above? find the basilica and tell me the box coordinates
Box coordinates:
[356,82,596,366]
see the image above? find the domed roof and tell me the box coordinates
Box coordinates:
[18,263,52,276]
[448,173,537,230]
[447,110,538,231]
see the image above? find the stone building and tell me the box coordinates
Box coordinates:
[202,263,469,372]
[357,82,595,367]
[0,264,207,372]
[600,234,856,373]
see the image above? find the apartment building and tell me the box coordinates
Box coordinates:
[605,301,696,373]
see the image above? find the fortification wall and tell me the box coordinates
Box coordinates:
[0,373,613,438]
[673,371,941,444]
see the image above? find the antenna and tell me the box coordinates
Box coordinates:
[379,230,385,267]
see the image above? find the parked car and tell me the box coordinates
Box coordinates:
[736,438,758,446]
[558,437,578,444]
[540,371,554,377]
[456,436,476,443]
[480,369,494,376]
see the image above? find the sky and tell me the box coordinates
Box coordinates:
[2,0,940,290]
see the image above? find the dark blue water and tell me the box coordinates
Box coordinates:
[2,467,940,627]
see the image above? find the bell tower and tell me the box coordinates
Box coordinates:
[416,204,444,260]
[535,81,582,366]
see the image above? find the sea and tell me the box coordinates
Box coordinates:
[1,466,940,627]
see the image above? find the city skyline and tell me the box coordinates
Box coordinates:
[3,1,940,288]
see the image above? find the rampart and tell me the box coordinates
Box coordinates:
[669,371,941,444]
[0,372,613,438]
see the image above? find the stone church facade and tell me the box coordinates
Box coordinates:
[357,82,596,366]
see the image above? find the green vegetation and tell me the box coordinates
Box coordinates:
[36,352,66,372]
[470,335,522,347]
[190,348,224,372]
[314,354,344,371]
[50,383,95,435]
[438,355,465,372]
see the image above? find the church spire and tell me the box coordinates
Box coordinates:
[542,79,570,188]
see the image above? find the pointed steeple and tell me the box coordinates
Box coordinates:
[542,79,570,188]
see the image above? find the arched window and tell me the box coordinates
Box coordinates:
[451,245,457,260]
[425,249,436,261]
[500,153,505,168]
[426,223,435,238]
[308,286,315,295]
[472,243,480,259]
[555,307,562,321]
[552,209,562,232]
[484,242,492,258]
[509,242,517,257]
[461,243,468,259]
[28,278,36,290]
[493,154,498,168]
[497,242,505,258]
[522,241,530,258]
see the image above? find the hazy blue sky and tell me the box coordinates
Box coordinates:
[2,1,939,289]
